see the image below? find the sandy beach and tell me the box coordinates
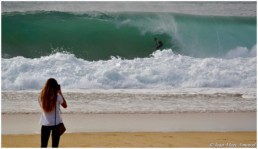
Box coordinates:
[2,112,256,147]
[2,132,256,147]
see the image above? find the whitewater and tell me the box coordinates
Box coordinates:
[2,49,257,90]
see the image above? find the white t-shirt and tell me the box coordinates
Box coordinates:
[39,94,64,126]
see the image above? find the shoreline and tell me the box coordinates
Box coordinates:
[2,88,256,115]
[2,112,256,134]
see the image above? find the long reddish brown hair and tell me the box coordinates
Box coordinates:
[40,78,59,112]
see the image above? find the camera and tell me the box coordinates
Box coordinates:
[57,84,60,90]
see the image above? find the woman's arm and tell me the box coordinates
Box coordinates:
[58,86,67,108]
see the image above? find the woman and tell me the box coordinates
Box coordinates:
[39,78,67,147]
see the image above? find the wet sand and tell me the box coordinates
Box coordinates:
[2,112,256,134]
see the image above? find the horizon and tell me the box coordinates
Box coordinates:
[2,1,256,16]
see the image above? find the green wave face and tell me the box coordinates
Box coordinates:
[2,11,256,60]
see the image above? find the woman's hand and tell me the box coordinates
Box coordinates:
[58,85,67,108]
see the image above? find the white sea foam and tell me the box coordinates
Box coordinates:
[225,45,257,58]
[1,49,256,90]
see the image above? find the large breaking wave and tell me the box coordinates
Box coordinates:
[2,11,256,60]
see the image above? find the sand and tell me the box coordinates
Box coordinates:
[2,113,256,147]
[2,112,256,134]
[2,132,256,148]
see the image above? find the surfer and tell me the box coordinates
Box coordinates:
[154,38,163,49]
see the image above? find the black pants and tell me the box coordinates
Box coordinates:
[41,125,60,148]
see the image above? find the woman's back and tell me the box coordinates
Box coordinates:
[40,94,64,126]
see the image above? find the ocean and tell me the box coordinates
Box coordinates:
[1,2,256,114]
